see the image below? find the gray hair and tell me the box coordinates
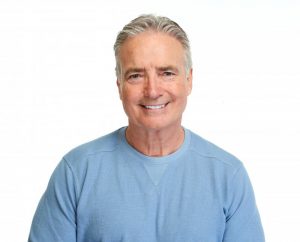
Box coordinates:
[114,14,192,78]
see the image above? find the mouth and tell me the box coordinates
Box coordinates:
[140,103,169,110]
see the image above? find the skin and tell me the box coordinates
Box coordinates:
[117,31,193,157]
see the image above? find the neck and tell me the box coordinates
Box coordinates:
[125,125,185,157]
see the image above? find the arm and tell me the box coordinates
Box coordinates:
[223,164,265,242]
[28,159,77,242]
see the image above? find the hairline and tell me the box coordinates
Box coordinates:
[114,15,192,80]
[116,31,191,80]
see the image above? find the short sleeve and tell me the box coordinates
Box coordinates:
[28,158,77,242]
[223,164,265,242]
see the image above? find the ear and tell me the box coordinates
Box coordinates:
[186,68,193,95]
[116,79,122,100]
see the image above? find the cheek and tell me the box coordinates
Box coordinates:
[121,89,141,107]
[171,85,190,99]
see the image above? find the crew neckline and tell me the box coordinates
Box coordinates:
[119,126,191,164]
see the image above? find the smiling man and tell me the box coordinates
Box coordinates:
[117,30,192,156]
[29,14,265,242]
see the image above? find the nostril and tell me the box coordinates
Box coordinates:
[143,85,162,99]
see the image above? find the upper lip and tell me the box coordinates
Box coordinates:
[143,104,164,107]
[139,103,169,109]
[140,102,169,106]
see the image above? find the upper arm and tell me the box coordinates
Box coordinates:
[28,159,77,242]
[223,165,265,242]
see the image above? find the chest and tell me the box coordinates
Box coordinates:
[76,157,226,242]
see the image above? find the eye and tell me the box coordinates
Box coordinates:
[161,71,176,81]
[163,71,175,76]
[129,73,141,79]
[127,73,143,83]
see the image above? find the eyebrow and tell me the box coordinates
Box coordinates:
[123,68,145,78]
[123,66,179,77]
[157,66,179,73]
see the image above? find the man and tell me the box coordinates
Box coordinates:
[29,14,265,241]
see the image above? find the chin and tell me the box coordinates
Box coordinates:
[140,120,180,132]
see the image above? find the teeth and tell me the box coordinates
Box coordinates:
[144,104,165,109]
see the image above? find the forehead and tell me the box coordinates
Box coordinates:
[118,31,185,70]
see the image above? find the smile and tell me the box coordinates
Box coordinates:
[142,103,168,110]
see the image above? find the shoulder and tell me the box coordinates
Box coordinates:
[186,129,254,202]
[63,128,123,166]
[187,129,242,170]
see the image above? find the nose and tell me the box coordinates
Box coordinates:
[143,74,162,99]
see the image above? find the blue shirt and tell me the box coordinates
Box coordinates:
[29,127,265,242]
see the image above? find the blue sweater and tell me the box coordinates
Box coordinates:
[29,127,264,241]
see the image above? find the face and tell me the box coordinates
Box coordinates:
[117,31,192,132]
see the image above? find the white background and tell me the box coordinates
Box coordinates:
[0,0,299,241]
